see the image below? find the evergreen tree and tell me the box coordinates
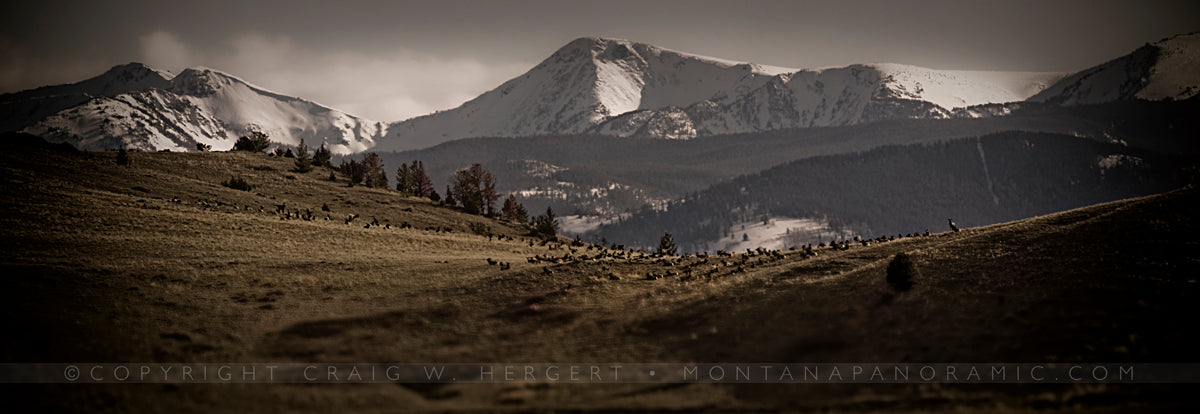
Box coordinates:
[658,233,678,256]
[411,160,435,198]
[284,148,295,158]
[481,168,499,216]
[362,152,388,188]
[339,158,365,186]
[443,185,456,207]
[312,143,332,167]
[233,131,271,152]
[501,194,529,223]
[450,163,496,215]
[532,207,559,240]
[195,142,211,152]
[293,139,314,173]
[396,163,413,195]
[429,188,441,203]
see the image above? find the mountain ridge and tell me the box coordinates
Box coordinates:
[3,33,1198,153]
[1029,32,1200,105]
[14,64,385,154]
[376,37,1071,151]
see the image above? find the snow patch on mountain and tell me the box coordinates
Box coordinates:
[705,216,854,253]
[1138,33,1200,100]
[17,65,385,153]
[378,37,1066,150]
[872,64,1066,109]
[0,63,173,132]
[1030,32,1200,105]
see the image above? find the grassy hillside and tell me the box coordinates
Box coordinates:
[1,137,1198,412]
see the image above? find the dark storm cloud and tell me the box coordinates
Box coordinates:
[2,0,1197,121]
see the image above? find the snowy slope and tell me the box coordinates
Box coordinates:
[19,66,385,153]
[0,63,172,132]
[378,37,1067,150]
[377,37,788,151]
[1029,32,1200,105]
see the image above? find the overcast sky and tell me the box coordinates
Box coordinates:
[1,0,1197,121]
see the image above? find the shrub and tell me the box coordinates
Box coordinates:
[886,252,917,291]
[196,142,211,152]
[222,175,252,191]
[469,222,491,236]
[658,233,678,256]
[233,131,271,152]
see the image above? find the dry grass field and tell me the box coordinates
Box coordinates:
[1,136,1197,412]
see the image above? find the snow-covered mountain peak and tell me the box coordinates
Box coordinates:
[1138,32,1200,101]
[376,37,1073,151]
[64,62,175,99]
[1029,32,1200,105]
[100,62,175,83]
[168,66,285,99]
[169,67,231,97]
[0,62,176,132]
[15,63,385,154]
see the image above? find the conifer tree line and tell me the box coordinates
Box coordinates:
[224,131,556,237]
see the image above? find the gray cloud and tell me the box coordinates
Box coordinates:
[131,30,532,121]
[2,0,1198,121]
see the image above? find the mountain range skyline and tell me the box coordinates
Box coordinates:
[2,0,1198,121]
[6,30,1197,154]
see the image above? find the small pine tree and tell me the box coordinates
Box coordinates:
[411,161,434,198]
[283,148,295,158]
[501,194,528,223]
[361,152,387,188]
[312,143,332,168]
[429,188,441,203]
[443,185,456,207]
[339,158,365,186]
[396,163,413,195]
[116,147,131,166]
[658,233,678,256]
[886,252,917,292]
[293,139,313,173]
[532,207,559,240]
[195,142,211,152]
[743,233,749,242]
[233,131,271,152]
